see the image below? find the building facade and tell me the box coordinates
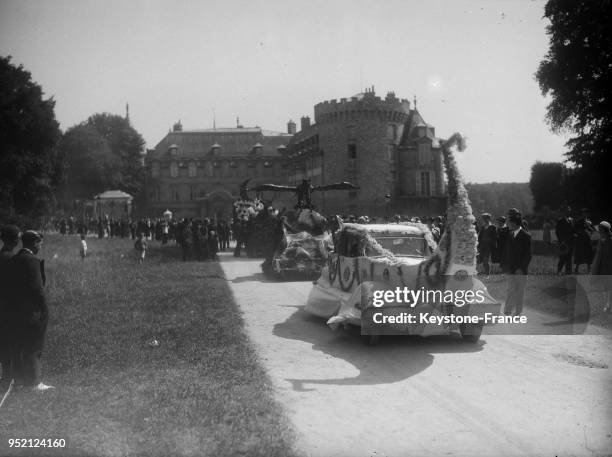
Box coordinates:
[144,121,293,219]
[284,88,446,217]
[145,88,447,219]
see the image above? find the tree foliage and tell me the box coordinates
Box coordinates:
[58,113,145,203]
[529,161,568,211]
[0,56,61,220]
[465,182,534,219]
[535,0,612,216]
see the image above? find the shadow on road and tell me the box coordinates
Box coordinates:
[273,306,485,391]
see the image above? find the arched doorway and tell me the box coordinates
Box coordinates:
[202,189,234,221]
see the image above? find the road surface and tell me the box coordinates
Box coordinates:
[220,254,612,457]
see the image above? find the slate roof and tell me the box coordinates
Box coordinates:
[399,109,440,147]
[151,127,292,159]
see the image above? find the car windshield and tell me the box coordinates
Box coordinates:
[373,236,426,257]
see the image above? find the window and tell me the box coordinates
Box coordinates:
[418,143,430,166]
[170,162,178,178]
[188,161,197,177]
[387,124,398,141]
[189,185,195,200]
[348,144,357,159]
[151,162,160,177]
[420,172,431,196]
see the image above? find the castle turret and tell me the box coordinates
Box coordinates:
[287,119,296,135]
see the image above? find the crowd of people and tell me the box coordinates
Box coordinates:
[473,206,612,314]
[2,204,611,396]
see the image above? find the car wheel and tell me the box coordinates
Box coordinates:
[459,322,483,343]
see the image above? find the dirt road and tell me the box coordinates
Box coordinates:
[220,254,612,457]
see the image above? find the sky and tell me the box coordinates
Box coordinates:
[0,0,568,183]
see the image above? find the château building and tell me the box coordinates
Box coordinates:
[144,121,293,220]
[144,88,447,219]
[283,87,446,216]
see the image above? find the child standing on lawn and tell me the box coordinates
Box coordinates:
[134,232,147,263]
[79,234,87,260]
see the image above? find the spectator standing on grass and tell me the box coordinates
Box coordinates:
[493,216,508,268]
[573,208,595,274]
[79,234,87,260]
[591,221,612,313]
[0,225,21,389]
[555,205,575,275]
[134,233,147,263]
[477,213,497,278]
[501,214,532,316]
[9,230,54,391]
[543,220,553,244]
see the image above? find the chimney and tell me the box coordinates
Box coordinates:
[300,116,310,131]
[173,120,182,132]
[287,119,296,134]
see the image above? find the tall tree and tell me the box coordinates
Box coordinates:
[57,124,122,203]
[535,0,612,217]
[529,161,567,211]
[0,56,61,220]
[57,113,145,203]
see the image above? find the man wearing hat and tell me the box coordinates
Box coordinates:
[502,213,532,316]
[0,225,21,389]
[9,230,54,391]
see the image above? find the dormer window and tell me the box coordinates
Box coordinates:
[168,144,179,156]
[252,143,263,154]
[210,143,221,156]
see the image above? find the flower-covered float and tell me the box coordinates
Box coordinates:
[268,210,335,279]
[242,179,358,279]
[304,133,499,344]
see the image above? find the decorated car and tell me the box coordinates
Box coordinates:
[271,229,334,279]
[304,133,499,344]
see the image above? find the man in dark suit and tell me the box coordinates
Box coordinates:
[477,213,497,277]
[0,225,21,389]
[502,214,532,316]
[9,230,54,391]
[555,205,575,275]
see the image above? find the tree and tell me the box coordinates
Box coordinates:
[57,113,145,204]
[57,124,122,202]
[465,182,534,218]
[0,56,61,220]
[535,0,612,217]
[529,161,567,211]
[86,113,145,196]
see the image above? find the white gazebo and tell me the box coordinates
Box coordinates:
[93,190,133,219]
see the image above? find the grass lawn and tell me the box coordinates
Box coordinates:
[0,235,298,457]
